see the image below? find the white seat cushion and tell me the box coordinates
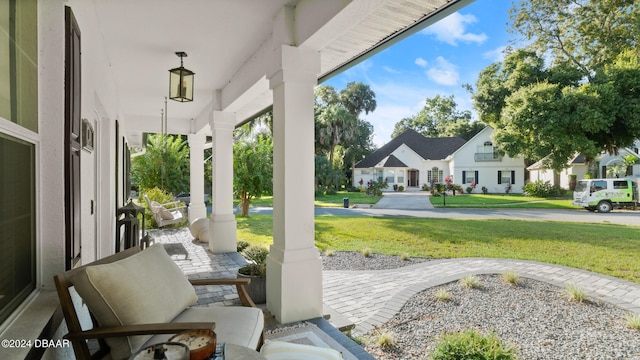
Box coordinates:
[144,306,265,350]
[73,244,198,360]
[260,341,344,360]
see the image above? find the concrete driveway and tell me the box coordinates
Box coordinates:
[371,191,433,210]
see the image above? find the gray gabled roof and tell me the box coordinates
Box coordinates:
[355,129,467,168]
[382,155,408,167]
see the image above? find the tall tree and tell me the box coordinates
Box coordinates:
[339,81,377,118]
[233,135,273,217]
[131,134,190,195]
[509,0,639,80]
[392,94,483,140]
[314,82,377,168]
[316,103,358,164]
[473,1,640,172]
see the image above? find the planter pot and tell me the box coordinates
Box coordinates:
[237,273,266,304]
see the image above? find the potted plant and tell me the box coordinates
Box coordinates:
[237,245,269,304]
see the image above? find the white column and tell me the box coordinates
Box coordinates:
[266,45,322,323]
[188,133,207,222]
[209,111,237,253]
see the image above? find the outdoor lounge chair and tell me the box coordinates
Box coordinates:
[143,194,186,227]
[54,244,264,360]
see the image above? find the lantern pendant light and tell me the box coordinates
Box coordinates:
[169,51,194,102]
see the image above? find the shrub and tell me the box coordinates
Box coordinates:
[431,329,517,360]
[238,245,269,277]
[422,184,430,191]
[564,284,587,302]
[365,180,388,196]
[393,184,399,191]
[361,247,373,257]
[481,186,488,194]
[626,313,640,330]
[237,240,250,253]
[399,252,410,261]
[373,328,397,349]
[523,180,561,197]
[324,249,335,257]
[459,275,482,289]
[466,186,473,194]
[398,185,405,192]
[501,271,521,286]
[435,288,453,302]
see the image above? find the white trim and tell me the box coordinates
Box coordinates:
[0,117,39,143]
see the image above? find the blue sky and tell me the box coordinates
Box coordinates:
[323,0,513,147]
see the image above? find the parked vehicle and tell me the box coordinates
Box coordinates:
[572,178,639,212]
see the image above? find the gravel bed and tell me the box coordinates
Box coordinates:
[323,252,640,360]
[321,251,431,270]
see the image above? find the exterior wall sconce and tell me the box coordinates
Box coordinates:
[169,51,194,102]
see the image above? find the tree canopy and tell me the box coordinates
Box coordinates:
[471,0,640,172]
[314,82,377,188]
[392,94,484,140]
[233,134,273,217]
[131,134,190,195]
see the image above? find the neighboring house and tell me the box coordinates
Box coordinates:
[353,126,527,193]
[529,140,640,188]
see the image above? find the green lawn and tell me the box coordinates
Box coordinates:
[236,214,640,284]
[430,193,580,209]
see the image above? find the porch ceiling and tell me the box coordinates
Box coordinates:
[91,0,471,146]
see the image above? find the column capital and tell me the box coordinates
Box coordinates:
[188,132,206,146]
[210,110,236,130]
[268,45,320,89]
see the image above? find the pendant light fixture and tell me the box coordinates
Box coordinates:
[169,51,194,102]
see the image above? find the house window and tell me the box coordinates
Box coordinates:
[360,170,370,175]
[428,167,443,184]
[497,170,516,185]
[462,170,478,184]
[384,169,395,183]
[376,169,384,183]
[0,133,36,325]
[397,170,404,184]
[0,0,38,326]
[0,0,38,132]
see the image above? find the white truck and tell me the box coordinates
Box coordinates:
[572,178,640,212]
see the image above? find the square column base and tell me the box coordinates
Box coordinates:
[266,248,323,324]
[209,215,237,253]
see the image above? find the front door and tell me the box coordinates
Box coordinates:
[408,170,419,187]
[65,6,81,269]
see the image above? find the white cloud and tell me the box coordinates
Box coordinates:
[426,57,459,86]
[482,46,508,62]
[383,66,402,74]
[414,57,428,67]
[422,12,488,46]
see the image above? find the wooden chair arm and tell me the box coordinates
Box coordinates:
[189,278,256,308]
[65,322,215,340]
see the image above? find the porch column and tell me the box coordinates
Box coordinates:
[209,111,237,253]
[266,45,322,323]
[188,133,207,222]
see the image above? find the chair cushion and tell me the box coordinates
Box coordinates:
[74,244,197,360]
[150,201,173,220]
[260,341,344,360]
[144,306,265,350]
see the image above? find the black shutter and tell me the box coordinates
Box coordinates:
[462,171,466,184]
[498,171,502,184]
[475,171,479,184]
[511,170,516,185]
